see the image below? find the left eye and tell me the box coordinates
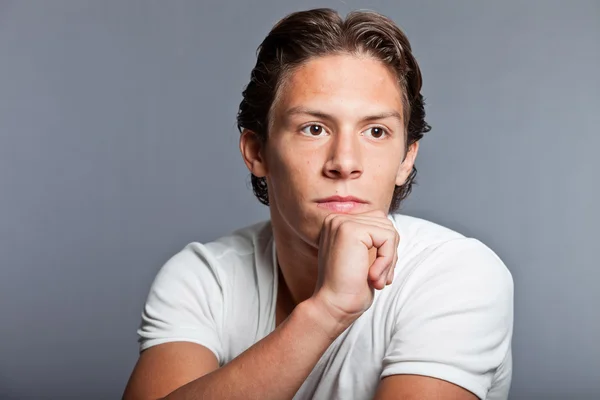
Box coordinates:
[364,127,387,139]
[300,124,328,137]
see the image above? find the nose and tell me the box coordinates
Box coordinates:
[322,132,363,180]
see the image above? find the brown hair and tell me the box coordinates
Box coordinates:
[236,8,431,212]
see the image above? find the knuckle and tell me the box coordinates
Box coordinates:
[325,214,344,231]
[337,219,354,235]
[387,230,397,242]
[331,215,346,230]
[324,213,336,225]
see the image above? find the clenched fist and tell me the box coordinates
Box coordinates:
[311,210,399,330]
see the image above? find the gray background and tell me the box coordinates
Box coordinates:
[0,1,598,399]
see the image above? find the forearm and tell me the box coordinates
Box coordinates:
[162,297,347,400]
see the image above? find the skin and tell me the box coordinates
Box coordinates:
[122,54,477,400]
[243,53,417,313]
[242,54,475,399]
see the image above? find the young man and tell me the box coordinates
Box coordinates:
[124,8,513,400]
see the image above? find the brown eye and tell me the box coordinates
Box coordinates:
[365,127,387,139]
[300,124,327,136]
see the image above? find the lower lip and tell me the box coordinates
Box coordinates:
[316,201,365,213]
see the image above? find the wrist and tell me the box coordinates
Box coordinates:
[299,295,355,341]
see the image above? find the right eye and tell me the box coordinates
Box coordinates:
[300,124,328,137]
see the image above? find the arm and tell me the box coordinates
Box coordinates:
[124,211,397,400]
[375,238,514,400]
[160,297,345,400]
[122,342,219,400]
[123,296,346,400]
[374,375,478,400]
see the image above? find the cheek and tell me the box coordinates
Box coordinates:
[368,161,402,203]
[267,148,313,197]
[370,158,400,181]
[274,152,302,179]
[275,145,318,174]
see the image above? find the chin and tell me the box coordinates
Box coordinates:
[269,203,318,247]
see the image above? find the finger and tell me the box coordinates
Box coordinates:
[345,215,398,246]
[368,246,395,283]
[319,212,338,247]
[389,250,399,280]
[374,272,387,290]
[361,226,397,281]
[368,247,377,267]
[386,232,400,285]
[345,213,394,227]
[326,213,395,232]
[368,272,387,290]
[369,227,398,286]
[355,209,389,219]
[385,261,396,285]
[375,255,395,287]
[334,219,398,282]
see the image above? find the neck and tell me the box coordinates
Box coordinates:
[270,214,319,309]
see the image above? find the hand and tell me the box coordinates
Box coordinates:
[311,210,399,331]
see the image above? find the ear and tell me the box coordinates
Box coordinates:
[239,129,268,178]
[395,141,419,186]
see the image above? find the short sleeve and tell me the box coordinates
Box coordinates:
[381,238,514,399]
[137,242,225,364]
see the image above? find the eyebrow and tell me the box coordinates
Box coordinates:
[284,106,403,125]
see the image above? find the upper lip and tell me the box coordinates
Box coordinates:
[316,195,369,203]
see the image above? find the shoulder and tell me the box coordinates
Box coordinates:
[155,219,273,285]
[380,215,514,398]
[204,220,273,261]
[138,219,274,358]
[388,213,466,250]
[386,213,514,339]
[388,213,512,284]
[404,236,514,303]
[143,219,275,324]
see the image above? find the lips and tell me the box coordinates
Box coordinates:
[315,195,368,204]
[315,195,369,213]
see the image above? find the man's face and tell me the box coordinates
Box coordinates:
[246,54,418,246]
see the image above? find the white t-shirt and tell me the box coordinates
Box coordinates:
[137,213,514,400]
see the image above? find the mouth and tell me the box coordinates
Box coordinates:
[315,195,369,213]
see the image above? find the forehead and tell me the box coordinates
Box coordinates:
[274,54,404,116]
